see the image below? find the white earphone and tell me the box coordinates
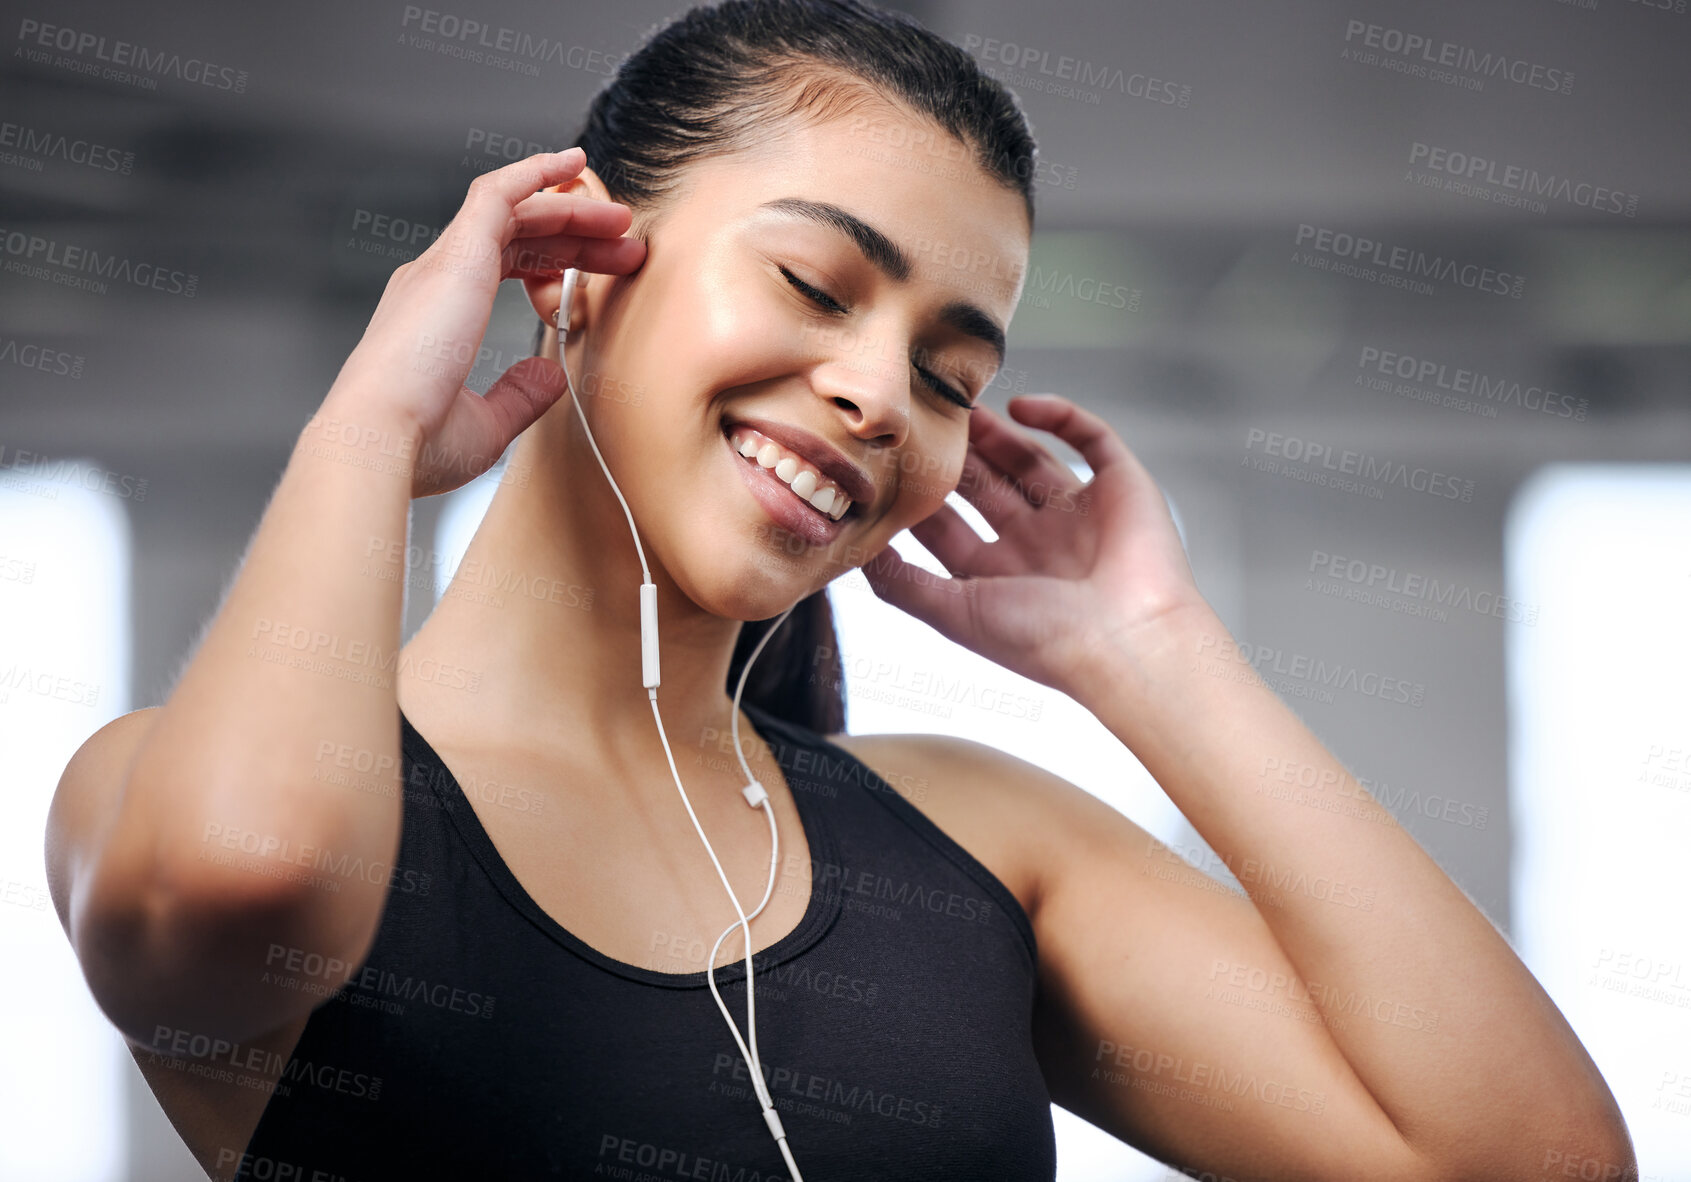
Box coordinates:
[555,266,806,1180]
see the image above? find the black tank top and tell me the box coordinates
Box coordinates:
[236,700,1057,1180]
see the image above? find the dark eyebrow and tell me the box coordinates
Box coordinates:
[760,196,1007,368]
[936,301,1005,370]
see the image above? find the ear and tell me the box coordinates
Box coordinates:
[519,163,616,337]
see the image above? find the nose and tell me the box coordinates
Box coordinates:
[808,338,911,449]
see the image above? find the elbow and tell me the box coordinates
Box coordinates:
[70,873,181,1045]
[71,851,355,1048]
[1556,1124,1639,1182]
[1511,1118,1638,1182]
[1418,1109,1639,1182]
[1548,1065,1640,1182]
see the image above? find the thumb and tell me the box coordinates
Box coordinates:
[479,354,571,442]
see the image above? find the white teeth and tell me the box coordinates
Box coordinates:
[729,426,854,521]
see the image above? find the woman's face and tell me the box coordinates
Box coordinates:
[560,99,1030,619]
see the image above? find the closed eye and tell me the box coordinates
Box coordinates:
[779,265,848,314]
[915,367,971,408]
[781,266,973,409]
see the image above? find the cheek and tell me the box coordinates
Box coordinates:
[886,437,967,516]
[608,252,778,399]
[689,256,795,381]
[691,286,751,366]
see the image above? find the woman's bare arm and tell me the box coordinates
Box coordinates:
[863,395,1636,1180]
[45,149,645,1051]
[58,395,424,1048]
[1050,604,1635,1181]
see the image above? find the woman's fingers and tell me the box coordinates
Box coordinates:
[967,401,1080,500]
[861,544,969,634]
[570,234,647,274]
[501,232,646,280]
[423,151,647,283]
[477,355,571,441]
[1002,393,1134,483]
[974,402,1075,487]
[502,233,646,280]
[906,500,992,579]
[509,189,635,243]
[452,149,590,246]
[501,186,647,279]
[951,445,1032,532]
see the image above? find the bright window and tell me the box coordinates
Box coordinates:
[1506,463,1691,1180]
[0,460,131,1181]
[431,461,506,604]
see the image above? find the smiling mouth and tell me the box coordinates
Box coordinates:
[722,423,860,523]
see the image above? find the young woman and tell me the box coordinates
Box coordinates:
[46,1,1635,1179]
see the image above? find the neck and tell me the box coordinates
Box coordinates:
[399,366,771,776]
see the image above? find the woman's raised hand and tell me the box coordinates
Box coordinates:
[860,394,1211,698]
[323,148,646,498]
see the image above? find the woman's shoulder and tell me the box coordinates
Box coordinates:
[818,728,1063,932]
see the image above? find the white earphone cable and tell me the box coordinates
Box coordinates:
[555,269,805,1180]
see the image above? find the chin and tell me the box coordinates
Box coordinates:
[648,527,811,622]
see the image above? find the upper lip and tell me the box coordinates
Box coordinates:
[724,416,876,511]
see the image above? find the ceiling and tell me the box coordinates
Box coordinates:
[2,0,1688,462]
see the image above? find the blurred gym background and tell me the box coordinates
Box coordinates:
[3,0,1688,1177]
